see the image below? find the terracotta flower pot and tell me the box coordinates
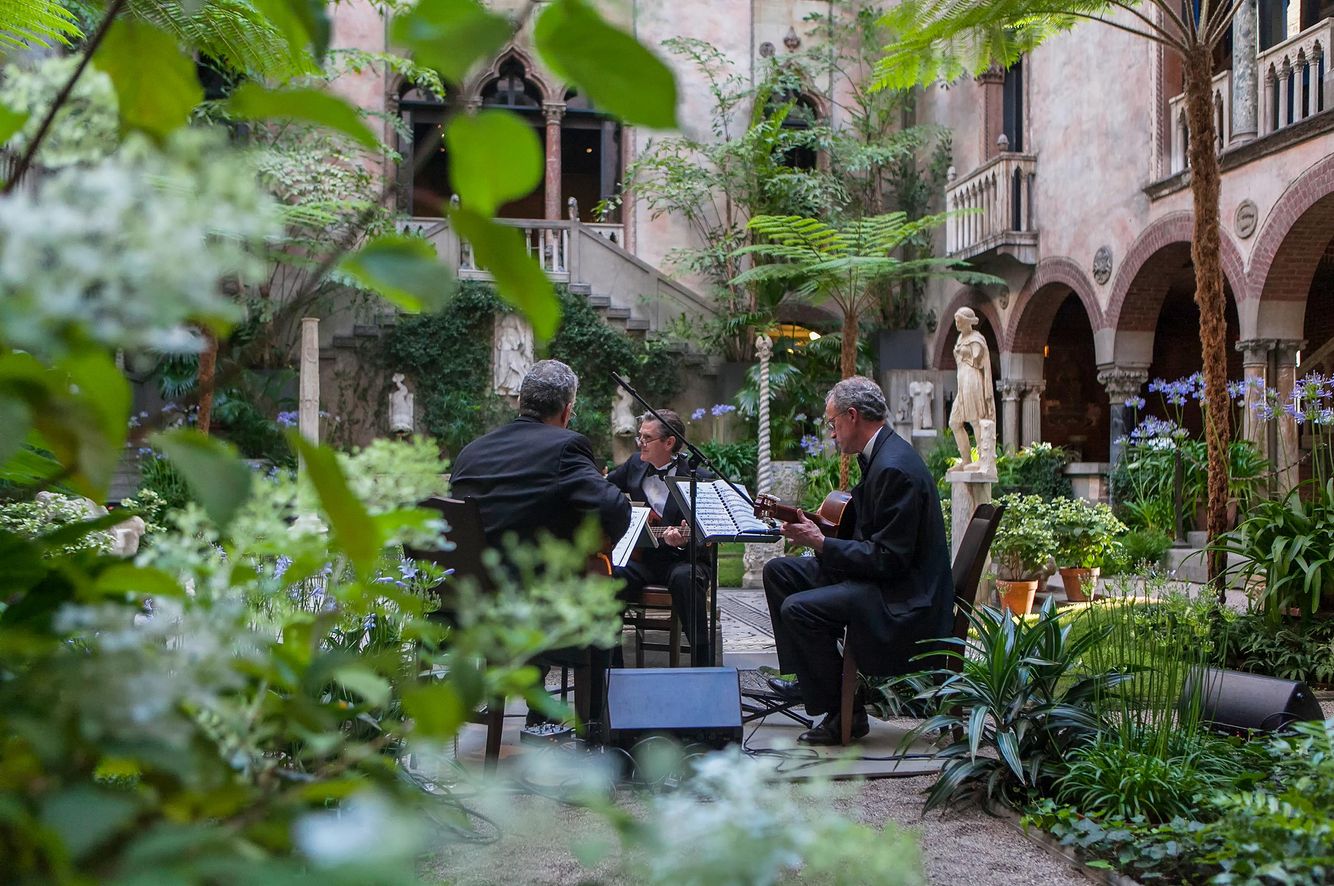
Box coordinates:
[996,579,1039,616]
[1058,566,1100,603]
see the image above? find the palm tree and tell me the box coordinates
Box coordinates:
[731,212,998,483]
[873,0,1242,590]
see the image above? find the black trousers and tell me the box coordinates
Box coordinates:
[763,555,878,716]
[616,556,713,665]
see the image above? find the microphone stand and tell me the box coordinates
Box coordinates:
[611,372,754,668]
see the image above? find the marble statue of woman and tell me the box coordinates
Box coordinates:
[493,313,533,397]
[389,372,414,435]
[949,307,997,473]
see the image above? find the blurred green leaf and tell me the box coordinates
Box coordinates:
[401,682,467,738]
[449,207,559,339]
[535,0,677,129]
[0,395,30,467]
[40,786,141,862]
[251,0,330,57]
[93,564,185,600]
[290,435,382,576]
[446,110,542,217]
[153,430,253,531]
[390,0,511,85]
[94,19,203,138]
[334,665,392,707]
[225,83,379,151]
[0,103,29,146]
[338,234,454,313]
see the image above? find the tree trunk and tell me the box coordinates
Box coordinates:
[196,327,218,436]
[1182,45,1231,601]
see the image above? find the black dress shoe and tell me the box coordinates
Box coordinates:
[766,676,802,700]
[798,709,870,745]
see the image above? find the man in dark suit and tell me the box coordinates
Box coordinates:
[450,359,630,551]
[763,376,952,745]
[607,409,714,665]
[450,359,631,729]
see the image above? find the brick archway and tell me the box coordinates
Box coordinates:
[1105,211,1247,351]
[932,287,1002,369]
[1003,256,1102,354]
[1247,154,1334,326]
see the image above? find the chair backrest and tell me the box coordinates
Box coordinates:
[404,496,494,595]
[948,502,1005,666]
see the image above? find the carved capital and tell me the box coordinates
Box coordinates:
[995,379,1026,400]
[1235,338,1307,362]
[542,102,565,124]
[1096,365,1150,399]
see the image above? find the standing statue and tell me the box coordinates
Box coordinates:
[908,379,935,430]
[894,394,910,424]
[949,307,997,473]
[389,372,414,435]
[611,387,637,438]
[492,313,533,397]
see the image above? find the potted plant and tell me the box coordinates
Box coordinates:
[1051,498,1127,602]
[990,494,1058,616]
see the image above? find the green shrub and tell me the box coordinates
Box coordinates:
[1049,498,1126,569]
[1221,612,1334,686]
[1102,528,1172,574]
[996,442,1073,499]
[990,493,1058,581]
[699,440,758,491]
[799,449,860,511]
[137,451,193,513]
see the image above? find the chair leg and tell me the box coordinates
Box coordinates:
[840,646,857,746]
[484,699,504,773]
[669,612,682,668]
[634,621,645,668]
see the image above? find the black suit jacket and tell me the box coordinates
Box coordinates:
[820,426,953,673]
[449,416,631,551]
[606,452,712,567]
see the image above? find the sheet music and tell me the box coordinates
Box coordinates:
[667,478,781,542]
[611,506,654,567]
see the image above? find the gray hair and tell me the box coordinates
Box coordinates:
[518,359,579,420]
[639,409,686,453]
[826,376,888,422]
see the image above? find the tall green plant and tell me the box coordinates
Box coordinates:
[904,599,1128,812]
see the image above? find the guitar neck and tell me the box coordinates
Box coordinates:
[648,525,690,539]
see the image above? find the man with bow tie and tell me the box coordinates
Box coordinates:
[607,409,714,666]
[762,376,952,745]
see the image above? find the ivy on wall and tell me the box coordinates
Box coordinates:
[381,282,685,458]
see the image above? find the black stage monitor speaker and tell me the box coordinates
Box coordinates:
[604,667,743,750]
[1181,667,1323,735]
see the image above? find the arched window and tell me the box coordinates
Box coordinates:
[767,89,821,170]
[480,58,543,108]
[1002,60,1023,152]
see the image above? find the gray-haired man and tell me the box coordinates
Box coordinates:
[763,376,952,744]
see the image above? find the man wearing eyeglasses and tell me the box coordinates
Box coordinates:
[606,409,714,665]
[762,376,952,745]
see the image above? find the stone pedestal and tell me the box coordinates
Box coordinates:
[741,459,803,588]
[947,467,997,562]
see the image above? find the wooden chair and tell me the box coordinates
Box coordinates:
[622,584,683,667]
[836,502,1006,745]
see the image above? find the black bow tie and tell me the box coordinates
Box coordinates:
[647,462,674,480]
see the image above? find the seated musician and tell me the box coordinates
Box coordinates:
[449,359,631,727]
[763,376,952,745]
[607,410,714,666]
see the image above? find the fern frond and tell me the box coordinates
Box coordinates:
[0,0,81,49]
[127,0,319,82]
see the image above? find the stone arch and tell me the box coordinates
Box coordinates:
[931,287,1001,369]
[468,46,557,105]
[1003,256,1102,354]
[1246,153,1334,340]
[1105,211,1247,361]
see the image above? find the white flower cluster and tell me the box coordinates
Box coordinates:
[0,55,120,168]
[0,129,282,358]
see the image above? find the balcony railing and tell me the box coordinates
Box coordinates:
[943,152,1038,263]
[1259,17,1332,135]
[459,220,573,280]
[1167,70,1231,175]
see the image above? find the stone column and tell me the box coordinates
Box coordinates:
[1097,365,1149,471]
[743,334,782,589]
[542,103,563,221]
[1020,381,1045,447]
[1232,0,1259,144]
[1236,339,1272,464]
[977,65,1006,162]
[997,380,1023,454]
[1275,339,1304,492]
[299,317,320,446]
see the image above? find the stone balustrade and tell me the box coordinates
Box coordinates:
[943,152,1038,263]
[459,220,572,280]
[1167,70,1232,175]
[1259,17,1334,135]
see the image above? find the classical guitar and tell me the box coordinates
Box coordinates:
[753,490,855,540]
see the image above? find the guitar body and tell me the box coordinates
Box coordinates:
[754,490,855,539]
